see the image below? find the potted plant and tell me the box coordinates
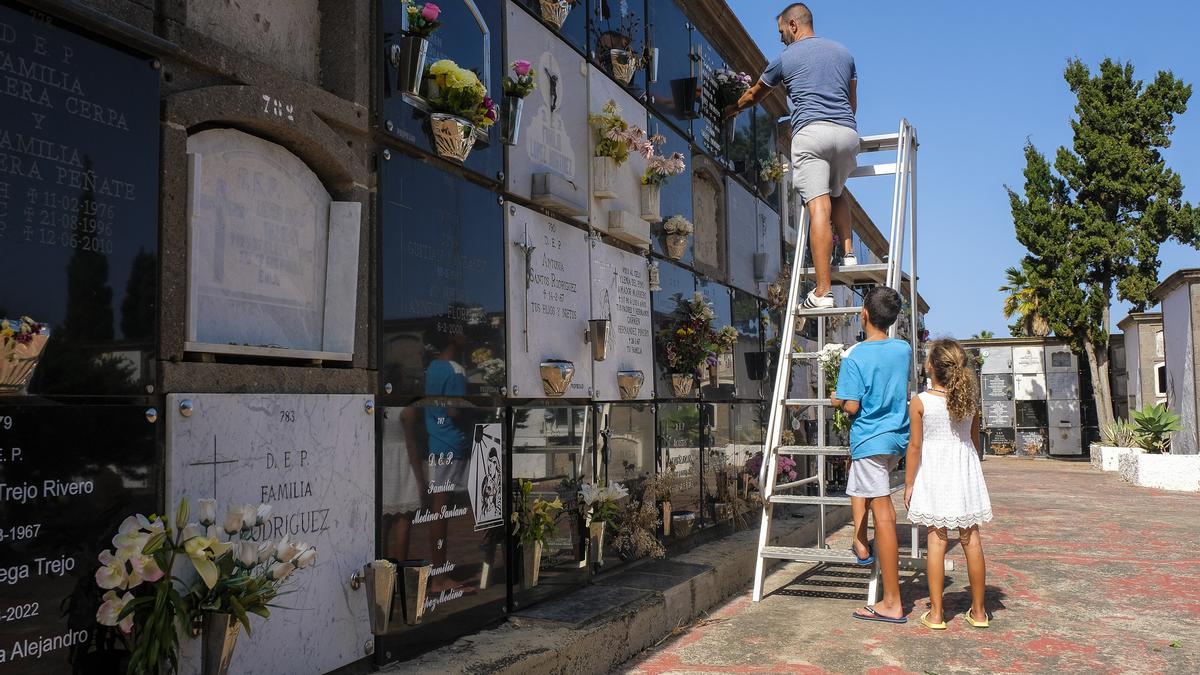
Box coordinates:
[425,59,497,162]
[758,155,788,197]
[712,68,751,140]
[658,292,738,398]
[1119,404,1198,491]
[539,0,576,31]
[817,343,851,441]
[589,99,645,199]
[397,1,441,96]
[512,479,563,588]
[639,135,686,222]
[93,499,313,675]
[662,215,694,260]
[611,484,666,561]
[1,316,48,394]
[1091,418,1143,472]
[501,59,536,146]
[579,481,628,567]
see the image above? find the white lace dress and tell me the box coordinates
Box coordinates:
[907,392,993,529]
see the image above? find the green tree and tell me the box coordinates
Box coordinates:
[1007,58,1199,430]
[999,264,1050,337]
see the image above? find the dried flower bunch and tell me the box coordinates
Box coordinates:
[404,1,441,39]
[589,99,646,166]
[428,59,497,127]
[663,215,694,236]
[612,485,666,560]
[659,292,739,375]
[503,59,537,98]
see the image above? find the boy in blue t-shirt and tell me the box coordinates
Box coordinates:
[831,287,911,624]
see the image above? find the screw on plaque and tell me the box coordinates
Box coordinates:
[384,383,393,394]
[386,120,394,132]
[145,408,158,424]
[383,149,392,160]
[364,400,375,415]
[179,399,193,417]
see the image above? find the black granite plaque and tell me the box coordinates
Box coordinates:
[380,0,503,180]
[1050,351,1073,369]
[378,404,506,651]
[985,427,1015,456]
[692,36,726,157]
[981,373,1013,401]
[379,158,506,400]
[513,0,585,53]
[589,0,646,94]
[726,108,755,179]
[982,400,1014,428]
[647,0,696,131]
[648,116,694,265]
[1015,400,1047,428]
[0,404,159,674]
[1015,428,1047,456]
[0,5,159,397]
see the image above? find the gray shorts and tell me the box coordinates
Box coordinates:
[790,121,860,203]
[846,454,899,498]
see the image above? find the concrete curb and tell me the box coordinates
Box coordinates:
[388,504,852,675]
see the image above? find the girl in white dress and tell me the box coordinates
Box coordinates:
[904,339,993,630]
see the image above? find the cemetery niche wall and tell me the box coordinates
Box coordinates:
[0,3,160,397]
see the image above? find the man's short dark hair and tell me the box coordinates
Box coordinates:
[777,3,813,26]
[863,286,902,331]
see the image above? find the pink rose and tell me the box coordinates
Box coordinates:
[420,3,440,22]
[513,60,532,77]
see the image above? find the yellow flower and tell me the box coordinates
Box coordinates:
[429,59,456,77]
[184,536,232,589]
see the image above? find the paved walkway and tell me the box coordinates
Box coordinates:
[622,458,1200,674]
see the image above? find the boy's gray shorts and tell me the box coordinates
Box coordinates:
[846,454,899,498]
[790,121,860,204]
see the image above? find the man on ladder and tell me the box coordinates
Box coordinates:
[725,1,860,309]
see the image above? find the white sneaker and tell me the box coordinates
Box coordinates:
[802,291,835,309]
[841,253,858,267]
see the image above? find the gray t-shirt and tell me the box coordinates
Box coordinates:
[761,36,857,135]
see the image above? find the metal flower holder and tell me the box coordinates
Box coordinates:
[501,97,524,146]
[540,359,575,397]
[202,612,240,675]
[586,319,611,362]
[393,35,428,97]
[429,113,477,163]
[363,560,397,636]
[398,560,432,626]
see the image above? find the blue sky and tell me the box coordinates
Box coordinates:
[727,0,1199,339]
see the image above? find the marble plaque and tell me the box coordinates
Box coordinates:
[726,177,759,294]
[166,394,373,675]
[979,347,1013,375]
[1048,400,1081,428]
[1049,424,1082,456]
[505,203,592,398]
[590,241,653,400]
[0,404,158,674]
[1046,345,1076,372]
[187,129,360,359]
[0,5,159,396]
[692,36,725,157]
[1047,371,1080,400]
[1014,373,1047,400]
[981,373,1014,400]
[505,5,589,221]
[588,65,648,246]
[755,199,782,296]
[982,400,1014,428]
[1013,346,1045,374]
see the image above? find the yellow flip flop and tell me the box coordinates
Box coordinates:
[920,611,947,630]
[965,611,989,628]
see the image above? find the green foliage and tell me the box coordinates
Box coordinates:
[998,264,1050,337]
[1007,58,1199,427]
[1101,418,1142,448]
[511,479,564,546]
[1131,403,1183,453]
[970,330,995,339]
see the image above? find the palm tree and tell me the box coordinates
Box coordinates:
[971,330,995,339]
[1000,264,1050,337]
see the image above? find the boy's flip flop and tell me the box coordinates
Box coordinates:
[920,611,947,630]
[851,543,875,566]
[965,612,989,628]
[852,606,907,624]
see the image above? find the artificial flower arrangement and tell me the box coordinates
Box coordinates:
[662,215,694,260]
[640,134,687,187]
[659,293,738,396]
[743,450,797,482]
[502,60,537,98]
[427,59,497,128]
[713,68,752,110]
[759,155,789,183]
[94,499,315,673]
[578,481,629,526]
[1,316,48,392]
[589,99,647,167]
[817,343,851,434]
[404,0,441,38]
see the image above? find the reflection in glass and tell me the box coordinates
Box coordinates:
[731,290,763,399]
[601,403,655,483]
[647,0,696,129]
[704,403,764,529]
[381,405,506,629]
[651,261,696,397]
[697,278,734,398]
[658,402,701,532]
[589,0,647,93]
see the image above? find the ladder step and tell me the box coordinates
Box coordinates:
[776,445,850,456]
[790,351,821,360]
[859,133,899,152]
[797,263,890,286]
[783,398,834,406]
[849,162,896,178]
[760,546,859,563]
[769,494,851,506]
[794,306,863,317]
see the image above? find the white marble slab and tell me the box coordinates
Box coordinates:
[505,202,593,398]
[590,240,653,400]
[979,346,1013,375]
[1046,371,1081,400]
[167,394,374,675]
[726,177,759,294]
[1014,373,1047,400]
[755,199,782,297]
[1013,346,1045,374]
[588,64,648,242]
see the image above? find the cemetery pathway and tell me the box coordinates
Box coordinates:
[621,457,1200,674]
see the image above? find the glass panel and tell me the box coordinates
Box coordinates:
[657,402,701,534]
[511,406,593,601]
[379,158,506,400]
[380,0,503,180]
[691,35,725,158]
[731,290,763,399]
[646,0,696,132]
[727,109,755,183]
[651,261,695,397]
[601,402,655,483]
[379,405,506,645]
[696,278,734,399]
[512,0,586,53]
[753,107,783,212]
[0,404,159,672]
[648,115,694,266]
[0,6,160,397]
[589,0,647,95]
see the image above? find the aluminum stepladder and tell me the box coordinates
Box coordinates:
[751,119,931,604]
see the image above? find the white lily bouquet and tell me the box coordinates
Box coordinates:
[94,498,315,673]
[817,343,851,434]
[578,481,629,526]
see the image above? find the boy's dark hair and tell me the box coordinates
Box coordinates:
[863,286,902,330]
